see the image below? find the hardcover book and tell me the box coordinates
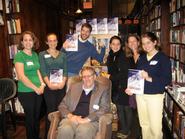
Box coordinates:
[127,69,144,95]
[49,69,63,83]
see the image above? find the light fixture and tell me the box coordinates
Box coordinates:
[75,8,83,14]
[75,0,83,14]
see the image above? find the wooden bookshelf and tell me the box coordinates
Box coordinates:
[141,0,185,138]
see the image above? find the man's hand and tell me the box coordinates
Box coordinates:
[77,118,91,124]
[63,40,70,50]
[67,113,81,124]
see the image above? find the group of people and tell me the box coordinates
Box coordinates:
[13,22,172,139]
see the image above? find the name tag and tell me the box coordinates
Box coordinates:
[44,54,51,58]
[26,61,34,66]
[150,60,158,65]
[93,104,99,110]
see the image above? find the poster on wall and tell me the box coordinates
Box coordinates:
[108,17,118,35]
[75,19,86,34]
[87,18,97,34]
[97,18,108,34]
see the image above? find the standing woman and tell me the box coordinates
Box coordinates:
[106,36,135,138]
[14,31,45,139]
[39,33,67,137]
[125,34,143,139]
[126,32,172,139]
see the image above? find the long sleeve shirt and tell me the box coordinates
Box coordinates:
[62,39,105,75]
[137,51,172,94]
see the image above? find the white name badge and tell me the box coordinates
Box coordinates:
[93,104,99,110]
[150,60,158,65]
[44,54,51,58]
[26,61,34,66]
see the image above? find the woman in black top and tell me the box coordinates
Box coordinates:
[106,36,135,138]
[125,34,144,139]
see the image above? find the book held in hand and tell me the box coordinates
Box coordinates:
[127,69,144,95]
[65,34,78,51]
[50,69,63,83]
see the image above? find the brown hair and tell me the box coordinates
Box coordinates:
[109,35,122,45]
[141,32,161,50]
[18,31,39,50]
[81,23,92,32]
[46,33,57,41]
[125,34,143,57]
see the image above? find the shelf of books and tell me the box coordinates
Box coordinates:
[165,86,185,139]
[170,0,185,84]
[164,0,185,138]
[4,0,21,60]
[143,3,161,45]
[2,0,24,115]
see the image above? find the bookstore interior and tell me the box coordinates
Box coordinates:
[0,0,185,139]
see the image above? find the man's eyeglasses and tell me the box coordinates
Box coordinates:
[81,74,94,79]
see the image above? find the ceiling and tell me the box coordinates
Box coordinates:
[38,0,141,18]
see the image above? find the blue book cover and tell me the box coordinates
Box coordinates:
[50,69,63,83]
[127,69,144,94]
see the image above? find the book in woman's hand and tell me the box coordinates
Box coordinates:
[127,69,144,95]
[50,69,63,83]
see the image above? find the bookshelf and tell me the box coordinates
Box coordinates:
[4,0,21,60]
[168,1,185,137]
[141,1,162,45]
[1,0,24,116]
[169,0,185,84]
[141,0,185,138]
[165,87,185,139]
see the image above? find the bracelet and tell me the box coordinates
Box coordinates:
[41,82,46,87]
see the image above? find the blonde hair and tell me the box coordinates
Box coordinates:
[80,66,96,76]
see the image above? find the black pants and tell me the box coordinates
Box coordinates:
[116,105,141,138]
[18,92,43,139]
[116,105,134,135]
[44,86,66,138]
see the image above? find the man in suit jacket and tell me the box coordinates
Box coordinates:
[57,66,111,139]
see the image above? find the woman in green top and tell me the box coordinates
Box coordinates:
[14,31,45,139]
[39,33,67,137]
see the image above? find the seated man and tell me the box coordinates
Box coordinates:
[57,66,111,139]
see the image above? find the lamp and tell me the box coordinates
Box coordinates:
[76,0,83,14]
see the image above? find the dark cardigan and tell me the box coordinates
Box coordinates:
[107,49,135,105]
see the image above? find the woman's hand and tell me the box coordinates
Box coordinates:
[57,81,65,89]
[48,82,59,90]
[125,88,133,96]
[141,70,152,82]
[34,86,44,95]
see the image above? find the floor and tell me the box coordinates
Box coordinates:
[0,116,172,139]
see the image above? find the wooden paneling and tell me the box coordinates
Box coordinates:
[0,27,10,77]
